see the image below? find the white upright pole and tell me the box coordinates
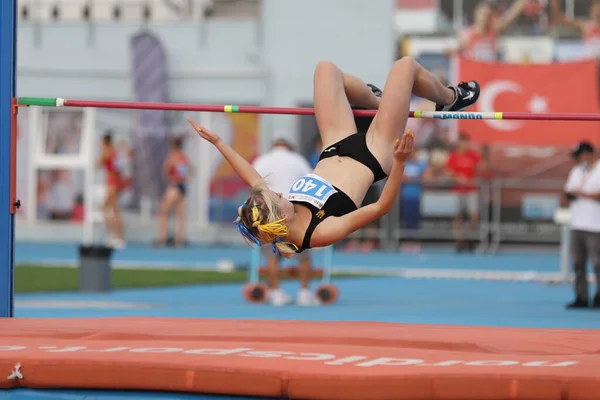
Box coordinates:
[82,107,96,245]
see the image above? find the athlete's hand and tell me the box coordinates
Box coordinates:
[188,118,221,145]
[394,130,414,163]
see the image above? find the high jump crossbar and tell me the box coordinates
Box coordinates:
[15,97,600,121]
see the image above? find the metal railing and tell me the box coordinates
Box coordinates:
[345,178,567,253]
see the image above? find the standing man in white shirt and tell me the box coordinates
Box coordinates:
[252,138,321,307]
[564,141,600,309]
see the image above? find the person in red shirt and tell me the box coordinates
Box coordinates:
[155,137,193,247]
[96,133,126,249]
[452,0,529,62]
[446,133,482,252]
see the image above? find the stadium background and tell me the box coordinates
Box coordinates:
[5,1,600,399]
[7,0,599,284]
[14,0,599,255]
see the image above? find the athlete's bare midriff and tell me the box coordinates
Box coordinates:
[311,156,376,207]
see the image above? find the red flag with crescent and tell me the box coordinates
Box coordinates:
[457,58,600,146]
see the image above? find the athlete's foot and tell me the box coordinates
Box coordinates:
[436,81,480,112]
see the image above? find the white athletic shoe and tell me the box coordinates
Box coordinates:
[296,289,322,307]
[267,289,293,307]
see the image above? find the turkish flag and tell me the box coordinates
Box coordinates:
[457,58,600,146]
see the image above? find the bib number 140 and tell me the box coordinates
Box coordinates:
[291,178,330,198]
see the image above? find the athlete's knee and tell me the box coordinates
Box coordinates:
[391,57,418,78]
[314,61,341,77]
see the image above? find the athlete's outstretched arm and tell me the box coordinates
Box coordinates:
[314,131,414,247]
[188,118,263,187]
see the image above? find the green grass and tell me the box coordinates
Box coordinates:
[15,265,361,293]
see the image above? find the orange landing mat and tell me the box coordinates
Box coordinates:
[0,318,599,400]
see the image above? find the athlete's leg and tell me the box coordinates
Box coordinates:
[103,187,117,238]
[367,57,479,173]
[313,61,381,149]
[297,251,312,290]
[263,248,292,306]
[266,250,281,290]
[174,193,187,246]
[296,250,321,306]
[156,186,177,245]
[112,197,124,241]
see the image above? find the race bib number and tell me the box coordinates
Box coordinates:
[287,174,337,209]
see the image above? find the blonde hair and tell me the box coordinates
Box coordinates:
[236,181,297,258]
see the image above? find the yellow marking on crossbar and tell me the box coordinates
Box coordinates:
[413,111,422,118]
[494,112,503,119]
[224,105,233,113]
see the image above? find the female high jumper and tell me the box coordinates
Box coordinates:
[188,59,480,257]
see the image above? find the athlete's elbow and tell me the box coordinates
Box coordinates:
[374,201,392,217]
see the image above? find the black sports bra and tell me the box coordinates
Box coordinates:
[287,174,357,253]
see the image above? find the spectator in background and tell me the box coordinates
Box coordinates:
[252,138,321,307]
[71,194,85,223]
[478,144,495,181]
[36,178,50,220]
[477,144,495,247]
[96,132,126,250]
[563,141,600,309]
[446,133,482,253]
[423,150,452,183]
[400,150,428,252]
[155,137,193,248]
[550,0,600,59]
[520,0,547,35]
[451,0,529,62]
[46,170,75,221]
